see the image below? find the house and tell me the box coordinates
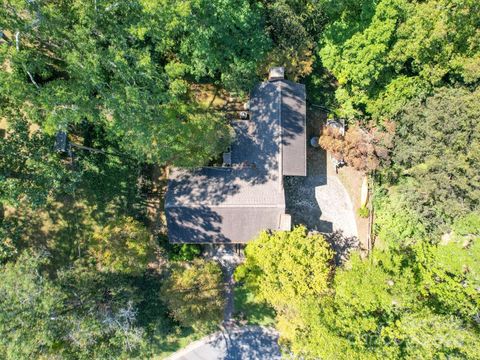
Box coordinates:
[165,68,306,244]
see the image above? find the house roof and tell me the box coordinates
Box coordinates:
[280,80,307,176]
[165,78,306,243]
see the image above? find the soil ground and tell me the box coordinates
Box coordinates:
[336,165,369,251]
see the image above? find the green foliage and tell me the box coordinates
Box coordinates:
[55,263,148,359]
[1,1,478,359]
[0,117,79,208]
[0,251,149,359]
[1,0,249,166]
[452,212,480,237]
[89,216,155,274]
[374,190,427,248]
[357,205,369,218]
[277,242,480,359]
[235,227,334,351]
[167,244,202,262]
[239,224,480,359]
[261,0,327,79]
[157,234,203,261]
[320,0,480,119]
[0,251,64,359]
[234,284,275,326]
[160,259,224,331]
[391,87,480,231]
[235,226,334,311]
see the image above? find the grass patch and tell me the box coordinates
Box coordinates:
[234,284,275,326]
[150,326,205,359]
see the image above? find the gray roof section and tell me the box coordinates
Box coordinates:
[280,80,307,176]
[167,206,284,244]
[165,79,306,243]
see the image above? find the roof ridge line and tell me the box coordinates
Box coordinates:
[165,203,286,209]
[278,81,284,191]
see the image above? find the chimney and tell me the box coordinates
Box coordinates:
[268,67,285,81]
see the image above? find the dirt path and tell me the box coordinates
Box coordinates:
[336,164,370,251]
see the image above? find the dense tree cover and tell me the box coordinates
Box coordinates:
[1,0,254,165]
[0,251,147,359]
[389,87,480,231]
[260,0,327,78]
[239,220,480,359]
[0,1,328,357]
[160,259,224,331]
[317,0,479,236]
[1,0,479,358]
[0,117,79,208]
[320,0,480,119]
[89,216,155,274]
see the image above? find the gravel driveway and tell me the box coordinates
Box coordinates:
[285,147,358,239]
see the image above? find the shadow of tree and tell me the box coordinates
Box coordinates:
[324,230,359,266]
[207,326,281,360]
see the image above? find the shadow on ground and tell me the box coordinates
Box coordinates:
[209,326,281,360]
[284,147,333,232]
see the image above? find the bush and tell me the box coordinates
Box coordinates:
[358,206,370,218]
[158,235,202,261]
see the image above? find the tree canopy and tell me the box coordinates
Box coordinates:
[390,87,480,231]
[1,0,479,358]
[320,0,480,119]
[160,259,224,331]
[240,222,480,359]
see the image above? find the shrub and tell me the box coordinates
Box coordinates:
[358,206,370,218]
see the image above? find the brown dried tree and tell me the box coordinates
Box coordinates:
[319,121,394,172]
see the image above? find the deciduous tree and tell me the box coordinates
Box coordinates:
[160,259,224,331]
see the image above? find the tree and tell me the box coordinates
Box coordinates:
[235,226,334,310]
[157,0,272,92]
[237,224,480,359]
[160,259,224,331]
[0,0,245,166]
[391,87,480,231]
[56,263,147,359]
[373,190,427,248]
[260,0,327,79]
[280,244,480,359]
[0,117,79,208]
[89,216,155,274]
[0,251,64,359]
[319,121,394,172]
[0,251,148,359]
[235,226,334,344]
[319,0,480,119]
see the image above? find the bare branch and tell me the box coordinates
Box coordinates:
[26,70,40,89]
[15,31,20,51]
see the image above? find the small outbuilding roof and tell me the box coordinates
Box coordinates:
[165,75,306,243]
